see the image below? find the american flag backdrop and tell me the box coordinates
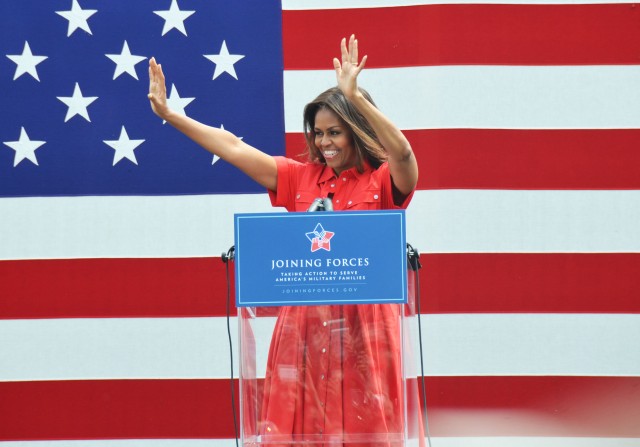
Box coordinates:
[1,0,640,446]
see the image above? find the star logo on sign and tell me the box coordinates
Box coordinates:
[103,126,145,166]
[57,82,98,122]
[204,40,245,80]
[154,0,195,36]
[105,41,147,80]
[55,0,97,37]
[3,127,46,167]
[164,84,195,124]
[6,41,48,81]
[306,223,335,252]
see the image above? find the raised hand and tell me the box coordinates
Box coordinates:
[333,34,367,100]
[148,57,170,120]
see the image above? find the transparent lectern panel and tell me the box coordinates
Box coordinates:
[239,269,424,447]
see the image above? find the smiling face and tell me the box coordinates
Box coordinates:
[313,107,357,176]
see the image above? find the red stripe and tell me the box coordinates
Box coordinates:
[287,129,640,190]
[2,253,640,319]
[2,377,639,440]
[0,379,236,440]
[423,376,640,437]
[283,4,640,69]
[421,253,640,314]
[0,258,232,319]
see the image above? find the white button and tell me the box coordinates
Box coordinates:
[373,194,379,199]
[296,194,300,199]
[347,200,352,205]
[342,178,347,181]
[321,374,325,380]
[322,348,326,353]
[336,199,340,203]
[330,183,335,188]
[323,321,327,327]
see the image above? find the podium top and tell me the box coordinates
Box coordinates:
[234,210,407,307]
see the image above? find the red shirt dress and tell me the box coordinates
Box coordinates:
[259,156,415,446]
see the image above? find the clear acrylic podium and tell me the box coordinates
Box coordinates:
[237,268,424,447]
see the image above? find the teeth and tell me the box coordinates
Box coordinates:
[323,150,338,158]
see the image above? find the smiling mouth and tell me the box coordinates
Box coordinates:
[323,150,338,159]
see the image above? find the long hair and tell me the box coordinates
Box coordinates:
[302,87,387,171]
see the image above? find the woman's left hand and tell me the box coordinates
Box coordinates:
[333,34,367,100]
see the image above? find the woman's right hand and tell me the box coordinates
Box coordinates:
[148,57,170,120]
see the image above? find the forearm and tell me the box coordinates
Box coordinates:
[163,110,277,190]
[163,110,237,157]
[350,92,418,193]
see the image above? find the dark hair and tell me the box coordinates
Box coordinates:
[302,86,387,171]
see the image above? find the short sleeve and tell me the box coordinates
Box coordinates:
[268,156,304,211]
[376,162,415,210]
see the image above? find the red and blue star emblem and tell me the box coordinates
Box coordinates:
[306,223,334,252]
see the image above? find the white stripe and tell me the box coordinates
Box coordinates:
[3,439,640,447]
[417,314,640,376]
[2,314,639,381]
[283,66,640,131]
[3,190,640,260]
[0,194,272,260]
[283,0,638,9]
[408,189,640,254]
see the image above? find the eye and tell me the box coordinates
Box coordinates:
[330,130,340,136]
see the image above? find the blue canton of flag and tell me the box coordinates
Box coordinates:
[0,0,284,197]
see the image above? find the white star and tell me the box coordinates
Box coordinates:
[6,41,48,81]
[105,41,147,80]
[204,40,245,80]
[55,0,98,37]
[3,127,46,167]
[164,84,195,124]
[213,124,242,165]
[103,126,145,166]
[57,83,98,123]
[154,0,195,37]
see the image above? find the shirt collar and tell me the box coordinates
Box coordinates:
[317,160,375,185]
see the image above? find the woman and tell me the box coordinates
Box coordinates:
[149,35,419,445]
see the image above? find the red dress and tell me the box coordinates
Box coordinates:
[259,156,416,445]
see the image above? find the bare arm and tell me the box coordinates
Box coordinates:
[333,36,418,196]
[148,57,277,191]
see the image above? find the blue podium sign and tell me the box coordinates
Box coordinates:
[234,210,407,307]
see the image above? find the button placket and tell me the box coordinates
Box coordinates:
[315,318,331,433]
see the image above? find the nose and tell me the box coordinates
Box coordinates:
[320,134,331,147]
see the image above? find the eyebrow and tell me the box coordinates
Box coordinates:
[314,125,343,131]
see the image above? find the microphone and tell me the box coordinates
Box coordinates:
[307,197,333,212]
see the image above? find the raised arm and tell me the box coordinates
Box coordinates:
[148,57,277,191]
[333,36,418,196]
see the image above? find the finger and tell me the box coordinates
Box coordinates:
[149,57,158,74]
[352,37,359,64]
[340,37,348,62]
[149,58,160,84]
[148,91,162,107]
[357,54,368,72]
[333,57,341,73]
[349,35,356,62]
